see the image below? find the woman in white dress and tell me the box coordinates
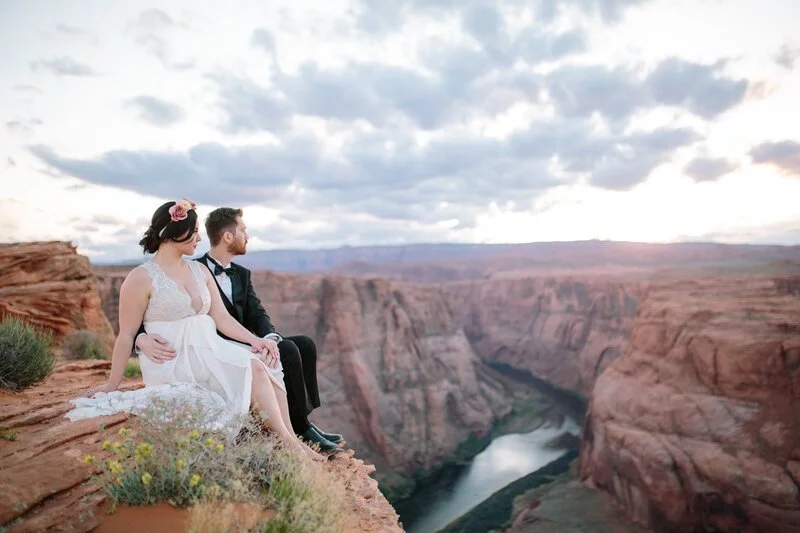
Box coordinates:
[69,199,320,462]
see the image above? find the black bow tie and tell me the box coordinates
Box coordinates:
[207,256,235,277]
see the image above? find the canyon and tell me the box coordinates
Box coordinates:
[3,240,800,532]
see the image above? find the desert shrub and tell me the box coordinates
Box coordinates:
[124,358,142,379]
[0,316,55,391]
[88,395,345,533]
[62,330,109,360]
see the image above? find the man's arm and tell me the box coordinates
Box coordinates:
[241,269,281,340]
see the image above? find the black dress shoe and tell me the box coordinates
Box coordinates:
[300,427,339,453]
[309,422,344,444]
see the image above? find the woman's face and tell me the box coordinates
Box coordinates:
[172,219,202,255]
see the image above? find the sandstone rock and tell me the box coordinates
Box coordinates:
[0,360,402,532]
[0,242,115,350]
[443,277,642,396]
[581,274,800,532]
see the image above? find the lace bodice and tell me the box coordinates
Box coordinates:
[142,260,211,323]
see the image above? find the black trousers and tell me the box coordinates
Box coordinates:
[278,335,320,434]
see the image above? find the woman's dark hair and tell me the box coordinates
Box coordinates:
[139,201,198,254]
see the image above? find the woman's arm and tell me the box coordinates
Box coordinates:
[203,267,263,346]
[87,267,151,396]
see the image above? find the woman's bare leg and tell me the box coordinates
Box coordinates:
[271,380,324,462]
[249,361,311,461]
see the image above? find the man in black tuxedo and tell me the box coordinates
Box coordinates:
[135,207,342,452]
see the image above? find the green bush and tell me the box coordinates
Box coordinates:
[0,316,56,391]
[61,330,109,360]
[124,358,142,379]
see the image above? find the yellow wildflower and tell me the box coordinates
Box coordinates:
[83,455,96,465]
[102,440,111,451]
[189,430,200,440]
[189,474,201,487]
[215,444,224,452]
[204,437,216,448]
[111,441,123,453]
[108,460,122,475]
[176,459,185,470]
[135,442,153,457]
[141,472,153,486]
[118,428,130,439]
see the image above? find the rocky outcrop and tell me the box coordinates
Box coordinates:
[0,360,402,532]
[444,278,643,396]
[0,242,115,349]
[580,274,800,532]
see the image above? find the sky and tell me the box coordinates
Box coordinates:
[1,0,799,261]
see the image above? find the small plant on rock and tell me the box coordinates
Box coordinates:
[124,358,142,379]
[61,330,109,360]
[0,316,55,391]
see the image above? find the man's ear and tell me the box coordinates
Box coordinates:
[222,230,233,244]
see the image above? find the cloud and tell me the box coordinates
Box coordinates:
[645,58,748,119]
[54,23,92,36]
[6,118,44,135]
[31,56,96,76]
[124,96,185,126]
[127,8,194,70]
[749,140,800,175]
[684,156,738,181]
[13,85,42,93]
[775,44,800,69]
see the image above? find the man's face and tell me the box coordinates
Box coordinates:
[225,216,249,256]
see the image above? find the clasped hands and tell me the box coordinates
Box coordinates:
[251,337,280,369]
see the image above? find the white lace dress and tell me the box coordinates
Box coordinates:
[65,260,285,430]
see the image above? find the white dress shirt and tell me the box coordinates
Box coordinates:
[204,255,233,302]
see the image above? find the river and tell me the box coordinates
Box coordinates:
[401,417,581,533]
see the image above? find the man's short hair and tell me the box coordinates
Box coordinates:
[205,207,243,246]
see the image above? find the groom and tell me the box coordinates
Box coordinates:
[135,207,342,452]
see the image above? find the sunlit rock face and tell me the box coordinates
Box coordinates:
[581,274,800,533]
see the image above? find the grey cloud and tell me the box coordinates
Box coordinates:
[127,8,194,70]
[31,56,96,76]
[215,76,292,133]
[588,127,701,189]
[251,28,277,55]
[684,156,737,181]
[55,23,92,36]
[29,139,319,206]
[545,65,647,121]
[646,58,747,119]
[749,140,800,175]
[6,118,44,135]
[543,58,748,122]
[125,96,185,126]
[775,44,800,70]
[13,85,42,93]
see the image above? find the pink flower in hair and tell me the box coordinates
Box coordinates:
[176,198,197,212]
[169,203,188,222]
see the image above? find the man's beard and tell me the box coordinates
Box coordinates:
[228,241,247,256]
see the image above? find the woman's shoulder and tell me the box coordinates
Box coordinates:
[125,263,155,286]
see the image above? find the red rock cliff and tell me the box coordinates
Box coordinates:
[580,274,800,532]
[0,242,115,349]
[443,277,643,396]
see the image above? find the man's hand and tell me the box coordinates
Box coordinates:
[137,333,177,364]
[251,338,280,369]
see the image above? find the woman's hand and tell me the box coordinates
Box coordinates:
[84,382,118,398]
[251,338,280,369]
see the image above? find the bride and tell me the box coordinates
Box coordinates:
[67,199,320,463]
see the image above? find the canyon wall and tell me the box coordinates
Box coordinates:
[580,274,800,532]
[443,277,643,396]
[0,242,114,349]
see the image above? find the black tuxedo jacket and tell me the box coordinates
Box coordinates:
[196,254,279,339]
[136,254,279,340]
